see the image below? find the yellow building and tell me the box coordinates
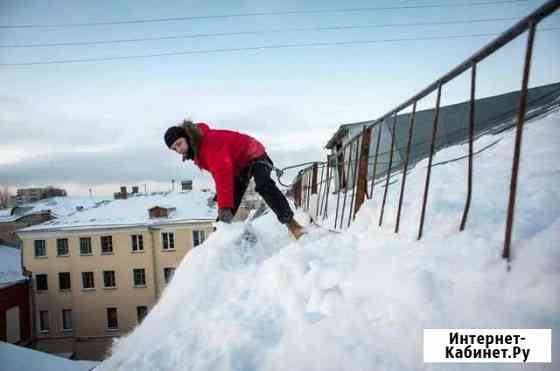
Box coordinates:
[17,191,216,360]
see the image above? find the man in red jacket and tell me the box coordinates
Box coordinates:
[164,120,305,239]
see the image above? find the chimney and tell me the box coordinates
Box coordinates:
[181,180,193,191]
[120,186,128,199]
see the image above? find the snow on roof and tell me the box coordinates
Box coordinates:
[0,196,109,223]
[0,245,27,288]
[97,110,560,370]
[18,191,217,233]
[0,341,98,371]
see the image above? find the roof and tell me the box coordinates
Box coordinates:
[17,191,217,234]
[0,245,27,288]
[0,196,109,223]
[0,341,98,371]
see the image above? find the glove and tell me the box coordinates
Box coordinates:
[218,208,234,224]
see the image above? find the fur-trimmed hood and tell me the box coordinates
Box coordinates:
[180,120,205,161]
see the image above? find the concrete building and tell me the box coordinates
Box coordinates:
[9,187,67,207]
[16,191,216,360]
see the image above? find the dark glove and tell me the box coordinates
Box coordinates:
[218,208,234,224]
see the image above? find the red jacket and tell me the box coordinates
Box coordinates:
[193,123,265,209]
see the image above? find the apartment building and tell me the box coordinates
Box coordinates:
[16,191,216,360]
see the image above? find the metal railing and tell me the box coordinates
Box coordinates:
[290,0,560,264]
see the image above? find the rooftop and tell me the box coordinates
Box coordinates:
[17,191,217,233]
[0,196,109,223]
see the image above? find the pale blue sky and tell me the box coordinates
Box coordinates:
[0,0,558,196]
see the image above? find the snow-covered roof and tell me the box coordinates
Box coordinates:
[17,191,217,233]
[0,341,98,371]
[0,245,27,288]
[0,196,109,223]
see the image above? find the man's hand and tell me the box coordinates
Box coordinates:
[218,208,234,224]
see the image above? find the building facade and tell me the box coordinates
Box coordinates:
[16,192,216,360]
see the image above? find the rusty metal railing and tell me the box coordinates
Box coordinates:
[289,0,560,264]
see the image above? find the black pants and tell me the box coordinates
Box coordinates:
[232,153,294,224]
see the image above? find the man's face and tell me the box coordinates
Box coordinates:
[170,137,189,155]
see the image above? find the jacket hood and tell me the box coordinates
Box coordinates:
[180,121,207,162]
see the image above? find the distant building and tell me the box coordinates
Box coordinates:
[0,245,31,347]
[17,191,216,361]
[9,187,67,207]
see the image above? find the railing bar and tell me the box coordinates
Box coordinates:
[369,122,383,199]
[395,101,417,233]
[418,83,443,240]
[460,64,477,231]
[339,142,354,229]
[379,113,398,226]
[348,133,362,226]
[503,20,537,263]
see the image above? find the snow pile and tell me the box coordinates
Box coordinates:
[0,341,98,371]
[98,111,559,371]
[0,245,26,288]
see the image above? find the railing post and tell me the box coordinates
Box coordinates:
[395,101,417,233]
[418,83,443,240]
[379,113,398,226]
[315,162,325,220]
[460,64,477,231]
[348,134,362,226]
[369,122,383,199]
[334,150,343,229]
[339,142,354,229]
[354,126,372,217]
[311,162,318,195]
[503,20,537,264]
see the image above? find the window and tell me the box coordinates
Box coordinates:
[103,271,116,288]
[163,267,175,284]
[58,272,71,290]
[36,274,48,291]
[62,309,73,331]
[39,310,50,333]
[34,240,46,257]
[131,234,144,252]
[193,230,206,247]
[57,238,69,256]
[162,232,175,250]
[101,236,113,254]
[82,272,95,289]
[106,308,118,330]
[136,306,148,324]
[80,237,92,255]
[133,268,146,287]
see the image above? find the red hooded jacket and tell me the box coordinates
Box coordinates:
[192,123,265,209]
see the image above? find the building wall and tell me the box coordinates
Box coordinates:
[20,222,213,360]
[0,281,32,345]
[0,213,52,246]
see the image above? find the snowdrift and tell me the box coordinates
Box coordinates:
[98,110,560,371]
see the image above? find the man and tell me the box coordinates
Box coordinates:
[164,120,305,239]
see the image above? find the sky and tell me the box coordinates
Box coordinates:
[0,0,559,198]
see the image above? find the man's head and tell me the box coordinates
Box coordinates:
[164,126,189,155]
